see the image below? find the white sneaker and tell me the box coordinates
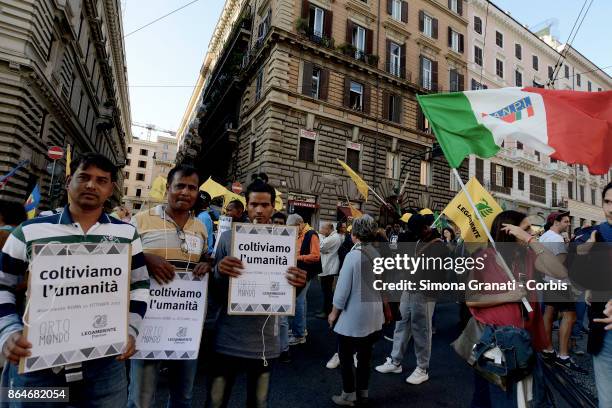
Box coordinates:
[406,367,429,384]
[353,353,358,368]
[326,353,340,369]
[375,357,402,374]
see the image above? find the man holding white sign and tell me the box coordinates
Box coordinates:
[129,165,210,408]
[207,180,306,408]
[0,153,150,406]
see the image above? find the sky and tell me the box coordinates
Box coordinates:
[122,0,611,136]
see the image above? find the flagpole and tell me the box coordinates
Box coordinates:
[451,168,532,312]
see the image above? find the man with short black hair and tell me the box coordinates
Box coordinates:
[128,164,210,408]
[539,211,585,372]
[225,199,246,223]
[207,180,307,408]
[0,153,149,406]
[197,190,214,255]
[272,212,287,226]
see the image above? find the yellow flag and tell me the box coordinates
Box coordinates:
[200,177,231,199]
[442,177,502,243]
[65,144,72,176]
[349,203,363,218]
[222,192,246,211]
[337,159,369,202]
[275,189,283,211]
[149,176,167,202]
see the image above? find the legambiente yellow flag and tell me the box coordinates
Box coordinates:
[149,176,167,202]
[442,177,502,242]
[337,159,369,202]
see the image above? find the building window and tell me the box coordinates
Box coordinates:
[568,180,574,199]
[534,151,540,161]
[310,6,324,37]
[576,73,581,87]
[423,13,433,37]
[136,188,142,197]
[251,140,257,162]
[449,29,462,53]
[591,188,596,205]
[298,137,315,162]
[387,93,401,123]
[475,158,484,183]
[352,24,366,59]
[140,149,148,156]
[124,171,130,179]
[126,159,131,166]
[163,144,168,150]
[579,185,585,202]
[552,182,558,204]
[124,187,128,195]
[588,81,592,92]
[518,171,524,191]
[419,160,432,186]
[495,59,504,78]
[565,65,570,79]
[474,46,483,66]
[136,173,145,181]
[346,147,360,171]
[449,170,460,191]
[471,79,487,90]
[449,69,463,92]
[530,175,546,203]
[598,87,602,92]
[386,152,400,179]
[548,66,554,80]
[255,69,263,101]
[514,70,523,87]
[449,0,459,14]
[311,67,321,98]
[138,160,146,168]
[349,81,364,111]
[474,16,482,34]
[389,42,401,76]
[515,43,522,60]
[422,57,432,90]
[495,31,503,48]
[127,147,132,154]
[391,0,402,21]
[162,152,168,160]
[532,55,539,71]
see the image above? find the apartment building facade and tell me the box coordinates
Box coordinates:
[466,0,612,229]
[122,135,177,211]
[177,0,470,227]
[0,0,131,207]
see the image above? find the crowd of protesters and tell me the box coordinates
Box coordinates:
[0,152,610,408]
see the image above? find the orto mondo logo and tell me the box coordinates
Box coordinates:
[476,198,494,218]
[270,281,280,291]
[176,327,187,338]
[93,314,108,329]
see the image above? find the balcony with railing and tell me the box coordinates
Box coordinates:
[551,196,568,209]
[485,181,512,195]
[500,147,539,167]
[546,161,571,177]
[385,62,411,81]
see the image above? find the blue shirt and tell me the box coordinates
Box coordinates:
[197,211,214,254]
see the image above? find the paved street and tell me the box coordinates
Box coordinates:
[156,280,476,407]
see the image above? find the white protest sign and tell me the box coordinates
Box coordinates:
[21,243,130,374]
[228,223,297,315]
[212,216,232,258]
[133,271,207,360]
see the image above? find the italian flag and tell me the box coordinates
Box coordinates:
[417,88,612,175]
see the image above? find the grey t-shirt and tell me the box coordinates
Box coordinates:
[539,229,568,283]
[211,230,280,360]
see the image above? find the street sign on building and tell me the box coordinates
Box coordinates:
[231,181,243,194]
[47,146,64,160]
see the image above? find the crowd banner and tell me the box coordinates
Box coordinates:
[20,243,130,374]
[228,223,297,315]
[442,177,502,243]
[133,270,207,360]
[212,215,232,258]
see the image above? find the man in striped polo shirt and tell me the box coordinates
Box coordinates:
[0,153,149,406]
[128,164,209,408]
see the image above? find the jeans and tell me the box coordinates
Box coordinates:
[7,357,126,408]
[593,330,612,408]
[390,292,435,370]
[471,372,517,408]
[290,280,311,337]
[337,331,380,393]
[205,353,273,408]
[128,359,198,408]
[279,316,289,353]
[572,298,588,337]
[320,275,335,315]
